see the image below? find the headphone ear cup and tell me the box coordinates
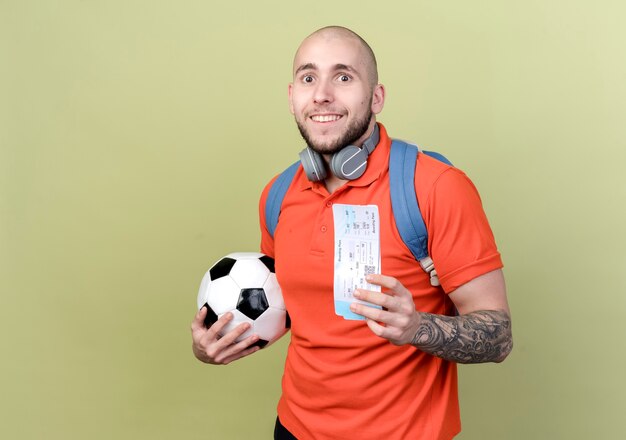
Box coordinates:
[299,147,327,182]
[329,145,368,180]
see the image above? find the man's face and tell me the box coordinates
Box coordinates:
[289,35,384,155]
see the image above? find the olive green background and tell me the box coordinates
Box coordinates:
[2,1,625,439]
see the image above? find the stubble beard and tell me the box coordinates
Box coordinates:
[295,109,373,156]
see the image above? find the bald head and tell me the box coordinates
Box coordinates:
[294,26,379,89]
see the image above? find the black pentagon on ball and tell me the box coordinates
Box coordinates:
[202,304,219,328]
[259,255,275,273]
[209,257,236,280]
[237,288,269,320]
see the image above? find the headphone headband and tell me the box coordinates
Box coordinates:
[299,123,380,182]
[361,123,380,155]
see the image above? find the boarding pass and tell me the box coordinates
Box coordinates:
[332,203,382,320]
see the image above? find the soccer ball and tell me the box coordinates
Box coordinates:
[197,252,289,348]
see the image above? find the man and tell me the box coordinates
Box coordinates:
[191,26,512,439]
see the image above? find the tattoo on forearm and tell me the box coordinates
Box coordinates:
[411,310,513,364]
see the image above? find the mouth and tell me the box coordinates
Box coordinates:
[310,114,343,123]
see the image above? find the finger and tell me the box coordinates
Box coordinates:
[367,318,405,343]
[350,301,393,323]
[365,274,413,300]
[191,306,209,334]
[218,334,262,364]
[199,312,235,344]
[364,318,388,339]
[198,321,255,363]
[221,343,262,365]
[353,289,395,309]
[212,320,253,348]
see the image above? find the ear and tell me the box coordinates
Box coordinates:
[371,84,385,115]
[288,83,295,114]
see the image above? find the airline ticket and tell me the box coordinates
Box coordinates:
[332,204,382,320]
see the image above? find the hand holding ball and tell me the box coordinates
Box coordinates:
[197,252,290,349]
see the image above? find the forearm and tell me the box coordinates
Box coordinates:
[411,310,513,364]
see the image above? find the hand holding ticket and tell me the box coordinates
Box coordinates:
[332,204,382,320]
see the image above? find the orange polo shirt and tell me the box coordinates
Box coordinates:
[258,123,502,440]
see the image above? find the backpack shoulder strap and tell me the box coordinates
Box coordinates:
[422,150,453,166]
[265,161,300,238]
[389,140,429,261]
[389,140,452,287]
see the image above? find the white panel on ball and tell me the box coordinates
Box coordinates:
[226,252,264,259]
[229,258,270,289]
[196,271,212,310]
[253,307,287,342]
[262,275,285,310]
[205,276,240,314]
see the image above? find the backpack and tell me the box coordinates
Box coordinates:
[264,139,452,287]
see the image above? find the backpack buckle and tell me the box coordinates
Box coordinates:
[419,256,440,287]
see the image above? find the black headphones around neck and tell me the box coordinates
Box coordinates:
[298,124,380,182]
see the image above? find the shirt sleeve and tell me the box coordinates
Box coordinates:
[422,167,503,293]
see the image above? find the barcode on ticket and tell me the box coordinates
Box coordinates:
[363,265,376,276]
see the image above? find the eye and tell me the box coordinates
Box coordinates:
[303,75,314,83]
[338,74,350,82]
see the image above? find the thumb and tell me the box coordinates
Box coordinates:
[191,306,208,333]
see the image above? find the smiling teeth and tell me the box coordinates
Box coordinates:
[311,115,341,122]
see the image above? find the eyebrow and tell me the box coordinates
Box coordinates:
[294,63,360,77]
[295,63,317,75]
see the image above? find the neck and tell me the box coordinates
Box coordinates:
[354,119,379,149]
[324,174,346,194]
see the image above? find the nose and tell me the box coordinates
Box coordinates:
[313,80,333,104]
